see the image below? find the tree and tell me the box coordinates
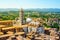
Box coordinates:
[52,23,59,29]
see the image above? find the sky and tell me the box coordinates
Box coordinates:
[0,0,60,9]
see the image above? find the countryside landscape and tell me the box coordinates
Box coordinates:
[0,0,60,40]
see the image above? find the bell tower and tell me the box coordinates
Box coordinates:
[19,8,24,25]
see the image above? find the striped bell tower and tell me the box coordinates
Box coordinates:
[19,8,24,25]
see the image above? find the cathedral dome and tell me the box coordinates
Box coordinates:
[26,18,32,23]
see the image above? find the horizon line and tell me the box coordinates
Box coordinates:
[0,8,60,9]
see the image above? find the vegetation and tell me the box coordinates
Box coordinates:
[0,11,60,29]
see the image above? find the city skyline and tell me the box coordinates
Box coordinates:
[0,0,60,9]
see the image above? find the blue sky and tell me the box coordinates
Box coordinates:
[0,0,60,9]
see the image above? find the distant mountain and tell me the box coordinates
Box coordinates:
[25,8,60,12]
[0,8,19,12]
[0,8,60,12]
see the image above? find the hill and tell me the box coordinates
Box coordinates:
[0,8,60,12]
